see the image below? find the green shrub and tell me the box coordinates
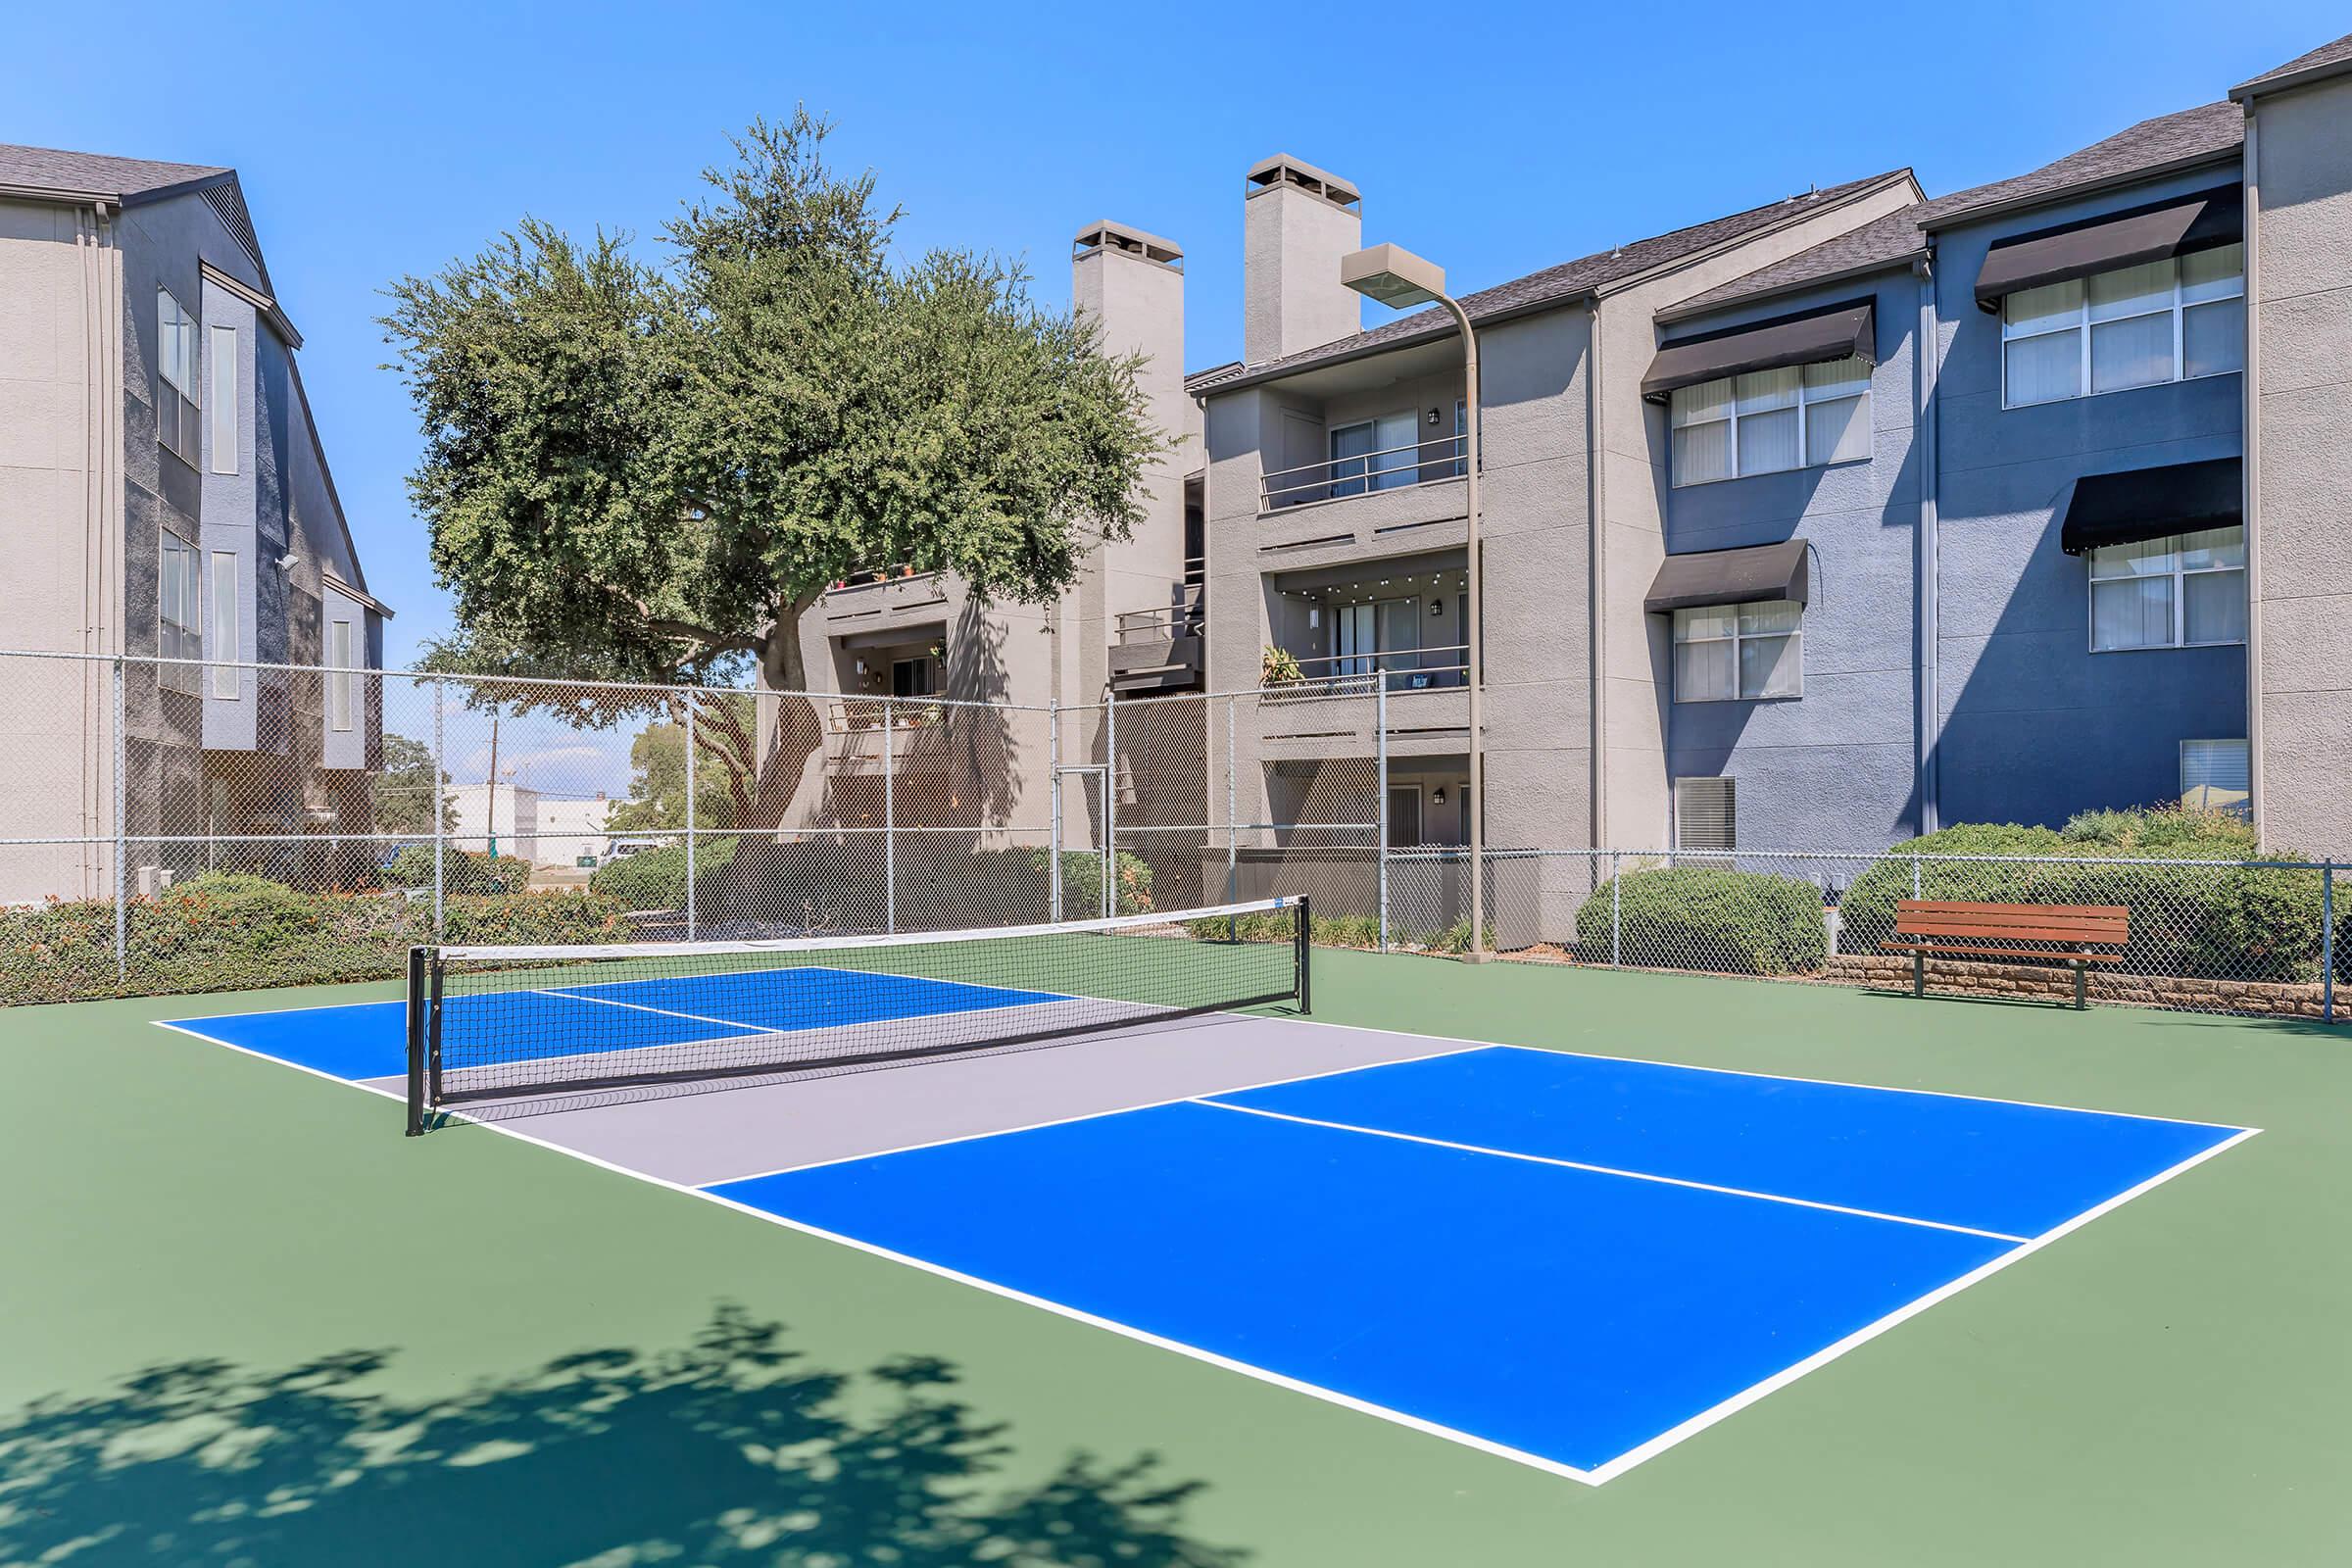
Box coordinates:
[1577,865,1827,976]
[0,879,631,1006]
[589,837,737,911]
[380,846,531,895]
[1032,850,1154,917]
[1838,808,2328,982]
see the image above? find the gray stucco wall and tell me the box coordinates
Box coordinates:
[1659,271,1925,849]
[1931,166,2246,830]
[2249,73,2352,856]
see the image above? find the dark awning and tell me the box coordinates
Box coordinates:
[1974,187,2241,313]
[1643,539,1810,613]
[1642,302,1875,402]
[2059,457,2242,556]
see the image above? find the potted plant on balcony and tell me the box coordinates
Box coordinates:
[1260,646,1304,689]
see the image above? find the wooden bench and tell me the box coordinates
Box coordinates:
[1881,901,2130,1009]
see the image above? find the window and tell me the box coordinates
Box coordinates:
[1385,786,1421,848]
[208,324,237,474]
[1333,597,1424,683]
[209,552,239,699]
[890,656,937,698]
[2180,739,2249,816]
[155,289,201,466]
[2002,244,2243,408]
[1669,357,1870,486]
[327,619,355,732]
[159,532,201,694]
[1676,777,1737,851]
[1329,413,1418,497]
[2087,527,2245,651]
[1672,600,1802,701]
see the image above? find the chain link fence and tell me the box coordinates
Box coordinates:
[2,647,2341,1021]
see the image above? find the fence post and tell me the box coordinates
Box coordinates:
[1224,696,1238,909]
[1376,675,1390,953]
[1102,690,1117,918]
[1912,854,1923,901]
[431,677,446,938]
[2325,861,2336,1024]
[112,655,125,982]
[1048,699,1062,923]
[1610,851,1622,967]
[881,695,896,934]
[684,692,698,941]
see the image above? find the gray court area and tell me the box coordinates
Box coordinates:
[363,1013,1469,1187]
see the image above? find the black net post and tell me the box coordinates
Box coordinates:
[1296,896,1313,1014]
[404,945,427,1137]
[426,954,447,1110]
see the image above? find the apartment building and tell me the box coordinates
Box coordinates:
[1179,29,2352,888]
[0,146,388,903]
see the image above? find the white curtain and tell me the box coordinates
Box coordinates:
[2005,332,2080,405]
[2185,571,2245,644]
[1735,368,1800,474]
[2092,575,2174,651]
[1674,639,1735,703]
[2184,297,2244,378]
[2090,313,2173,393]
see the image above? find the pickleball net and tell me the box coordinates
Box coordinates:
[404,896,1310,1132]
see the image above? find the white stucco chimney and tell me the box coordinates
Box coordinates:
[1243,155,1362,365]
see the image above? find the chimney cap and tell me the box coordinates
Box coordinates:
[1072,220,1184,269]
[1245,154,1360,209]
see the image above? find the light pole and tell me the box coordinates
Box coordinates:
[1341,243,1489,960]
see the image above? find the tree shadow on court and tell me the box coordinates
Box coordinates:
[0,1304,1246,1567]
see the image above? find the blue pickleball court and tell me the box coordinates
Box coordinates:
[710,1043,2250,1483]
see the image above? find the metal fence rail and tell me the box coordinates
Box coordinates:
[0,647,2340,1022]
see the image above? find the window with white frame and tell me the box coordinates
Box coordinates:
[328,618,355,731]
[1675,776,1737,851]
[1669,357,1870,486]
[2002,244,2244,408]
[1672,600,1802,701]
[156,289,202,466]
[209,552,239,699]
[159,532,202,694]
[208,323,238,475]
[2087,527,2245,652]
[2180,739,2249,815]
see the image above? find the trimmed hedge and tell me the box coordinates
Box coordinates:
[380,846,532,895]
[1837,810,2336,983]
[1577,865,1828,976]
[0,872,628,1006]
[588,837,738,911]
[1035,849,1155,918]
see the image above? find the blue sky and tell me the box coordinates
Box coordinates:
[12,0,2340,671]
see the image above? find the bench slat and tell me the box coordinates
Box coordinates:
[1882,941,2124,963]
[1895,901,2128,918]
[1893,918,2125,943]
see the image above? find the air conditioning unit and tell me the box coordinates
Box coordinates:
[135,865,177,897]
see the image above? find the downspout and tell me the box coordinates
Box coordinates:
[1913,253,1940,837]
[1587,300,1607,848]
[2239,107,2265,843]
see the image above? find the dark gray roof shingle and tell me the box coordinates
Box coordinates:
[1186,169,1912,394]
[0,143,230,201]
[1666,206,1928,318]
[1916,101,2242,229]
[2230,30,2352,97]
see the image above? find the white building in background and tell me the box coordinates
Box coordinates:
[446,783,612,867]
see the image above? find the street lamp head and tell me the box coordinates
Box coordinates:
[1341,242,1446,309]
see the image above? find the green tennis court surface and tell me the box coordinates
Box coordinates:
[6,953,2348,1565]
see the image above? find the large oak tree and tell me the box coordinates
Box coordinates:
[380,111,1163,825]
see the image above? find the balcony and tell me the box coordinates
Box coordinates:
[1261,645,1468,701]
[1110,575,1205,694]
[820,566,950,642]
[1260,432,1467,514]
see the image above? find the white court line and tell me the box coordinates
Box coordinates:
[527,988,774,1036]
[1194,1099,2033,1244]
[1272,1016,2248,1133]
[522,961,1076,1014]
[704,1039,1491,1187]
[150,1010,2262,1487]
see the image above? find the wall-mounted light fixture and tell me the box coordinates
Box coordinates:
[1426,407,1443,426]
[1431,786,1447,805]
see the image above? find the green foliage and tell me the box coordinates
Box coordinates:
[0,876,627,1005]
[605,715,746,833]
[368,734,455,835]
[382,109,1164,698]
[589,836,740,910]
[1578,865,1829,976]
[380,846,532,895]
[1034,849,1154,917]
[1259,646,1304,687]
[1839,808,2332,982]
